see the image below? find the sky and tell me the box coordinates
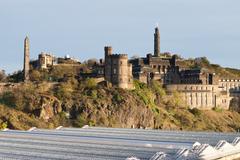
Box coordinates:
[0,0,240,73]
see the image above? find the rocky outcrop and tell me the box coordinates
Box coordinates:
[35,94,62,121]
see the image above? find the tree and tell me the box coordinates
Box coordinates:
[30,70,41,81]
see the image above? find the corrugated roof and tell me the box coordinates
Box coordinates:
[0,127,239,160]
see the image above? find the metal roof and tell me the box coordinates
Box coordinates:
[0,127,239,160]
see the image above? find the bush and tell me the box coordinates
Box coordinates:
[212,106,223,112]
[90,90,98,99]
[113,92,123,103]
[84,78,97,89]
[189,108,201,116]
[0,91,16,108]
[73,115,87,127]
[150,80,166,97]
[29,70,42,81]
[0,121,7,130]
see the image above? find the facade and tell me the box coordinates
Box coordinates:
[166,84,230,109]
[23,36,30,82]
[104,46,133,89]
[38,53,55,69]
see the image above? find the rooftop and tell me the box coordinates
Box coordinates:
[0,127,239,160]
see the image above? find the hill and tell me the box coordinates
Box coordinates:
[0,79,240,132]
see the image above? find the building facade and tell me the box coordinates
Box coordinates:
[166,84,231,109]
[38,53,55,69]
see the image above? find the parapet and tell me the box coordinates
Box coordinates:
[219,79,240,82]
[110,54,128,59]
[165,84,218,92]
[39,52,53,57]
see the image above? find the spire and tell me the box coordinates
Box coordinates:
[154,25,160,57]
[23,36,30,82]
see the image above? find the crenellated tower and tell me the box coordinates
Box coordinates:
[104,46,133,89]
[23,36,30,82]
[154,26,160,57]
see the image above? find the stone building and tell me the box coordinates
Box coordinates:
[38,53,56,69]
[104,46,133,89]
[164,61,240,109]
[166,84,231,109]
[166,61,218,85]
[23,36,30,82]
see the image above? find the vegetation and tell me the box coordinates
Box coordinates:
[1,57,240,132]
[0,78,239,132]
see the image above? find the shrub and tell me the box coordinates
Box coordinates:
[73,115,87,127]
[189,108,201,116]
[0,91,16,108]
[84,78,97,89]
[150,80,166,97]
[0,121,7,130]
[113,92,123,103]
[212,106,223,112]
[90,90,98,99]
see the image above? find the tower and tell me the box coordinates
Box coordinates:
[104,46,112,82]
[103,46,133,89]
[154,26,160,57]
[23,36,30,82]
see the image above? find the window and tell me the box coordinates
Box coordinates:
[113,68,117,74]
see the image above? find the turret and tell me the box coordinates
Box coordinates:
[104,46,112,57]
[104,46,113,82]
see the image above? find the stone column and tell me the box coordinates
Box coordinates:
[154,27,160,57]
[23,36,30,82]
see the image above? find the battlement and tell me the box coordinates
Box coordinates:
[219,79,240,82]
[166,84,218,92]
[109,54,128,59]
[39,52,53,57]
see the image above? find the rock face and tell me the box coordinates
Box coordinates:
[36,95,62,121]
